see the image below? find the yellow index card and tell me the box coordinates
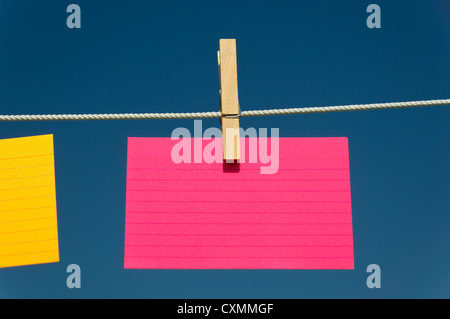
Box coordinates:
[0,134,59,268]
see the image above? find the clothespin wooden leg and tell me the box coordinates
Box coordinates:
[218,39,240,162]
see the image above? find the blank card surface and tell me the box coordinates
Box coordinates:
[0,134,59,268]
[124,137,353,269]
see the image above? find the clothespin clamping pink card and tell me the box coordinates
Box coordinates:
[124,40,354,269]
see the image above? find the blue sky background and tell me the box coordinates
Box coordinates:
[0,0,449,298]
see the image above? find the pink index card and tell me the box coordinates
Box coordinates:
[124,137,354,269]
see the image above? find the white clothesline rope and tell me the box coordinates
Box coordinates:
[0,99,449,121]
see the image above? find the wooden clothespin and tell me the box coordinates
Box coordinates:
[218,39,240,162]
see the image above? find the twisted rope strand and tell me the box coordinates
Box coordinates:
[241,99,450,117]
[0,99,448,121]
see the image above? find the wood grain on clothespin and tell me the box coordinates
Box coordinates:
[218,39,240,161]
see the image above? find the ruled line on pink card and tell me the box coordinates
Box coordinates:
[127,178,350,182]
[125,211,353,224]
[126,211,352,214]
[126,200,352,203]
[124,256,354,259]
[125,222,353,225]
[124,233,353,237]
[124,244,354,247]
[127,168,349,171]
[125,233,354,247]
[126,202,353,214]
[127,189,350,192]
[124,137,354,269]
